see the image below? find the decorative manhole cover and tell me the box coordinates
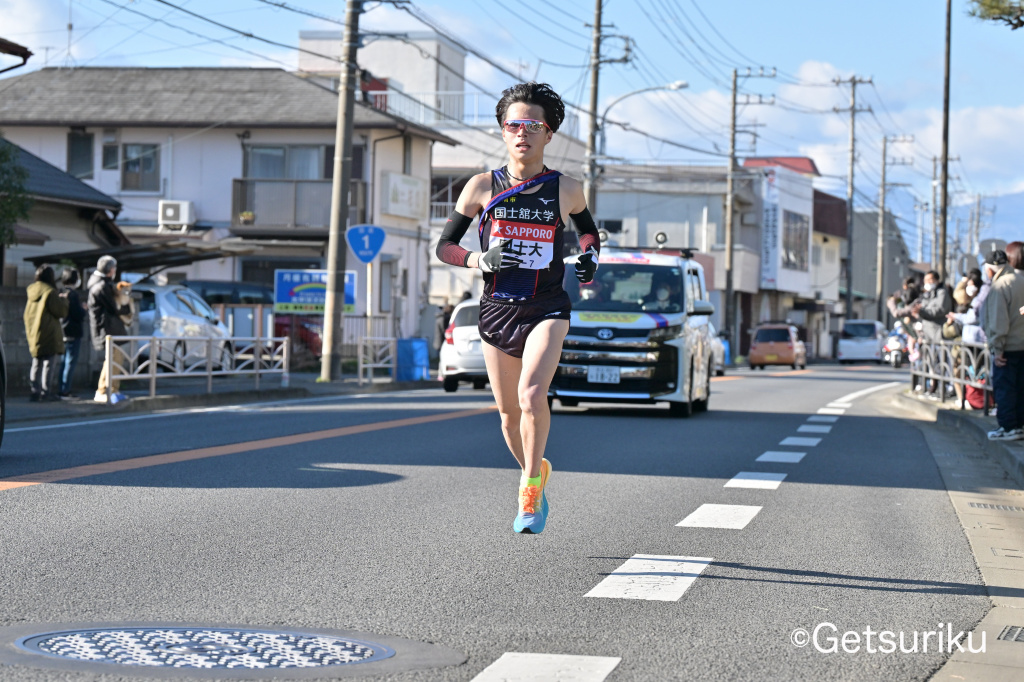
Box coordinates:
[16,627,393,670]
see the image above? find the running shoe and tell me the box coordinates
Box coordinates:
[513,485,547,534]
[988,427,1024,441]
[540,458,551,517]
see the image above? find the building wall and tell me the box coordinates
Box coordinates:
[850,210,912,321]
[759,166,813,296]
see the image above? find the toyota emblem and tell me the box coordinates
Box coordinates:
[596,328,614,340]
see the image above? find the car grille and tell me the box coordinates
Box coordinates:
[552,342,678,395]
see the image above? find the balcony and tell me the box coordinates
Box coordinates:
[231,178,366,238]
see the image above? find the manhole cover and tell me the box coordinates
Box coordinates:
[16,627,393,669]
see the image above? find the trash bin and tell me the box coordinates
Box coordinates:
[396,337,430,381]
[721,339,731,366]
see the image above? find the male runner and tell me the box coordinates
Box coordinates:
[435,82,600,534]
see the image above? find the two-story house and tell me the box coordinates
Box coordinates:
[0,66,457,339]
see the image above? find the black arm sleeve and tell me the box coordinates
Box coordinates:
[435,209,475,267]
[570,207,600,254]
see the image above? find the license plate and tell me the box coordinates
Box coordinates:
[765,354,778,361]
[588,366,620,384]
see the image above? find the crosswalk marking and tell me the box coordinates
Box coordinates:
[471,653,621,681]
[677,504,762,529]
[817,408,846,415]
[798,424,832,434]
[807,415,839,423]
[756,451,805,463]
[780,436,821,447]
[585,554,713,601]
[724,472,787,489]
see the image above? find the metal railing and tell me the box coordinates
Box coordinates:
[357,336,396,386]
[231,178,366,230]
[910,340,993,415]
[102,335,290,402]
[430,201,455,222]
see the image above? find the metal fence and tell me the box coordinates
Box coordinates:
[102,335,289,401]
[357,336,396,386]
[910,340,993,415]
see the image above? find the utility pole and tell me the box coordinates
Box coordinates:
[973,193,982,255]
[320,0,362,382]
[875,135,913,323]
[939,0,953,283]
[834,75,872,319]
[724,67,774,360]
[931,157,939,270]
[914,199,929,264]
[583,0,603,212]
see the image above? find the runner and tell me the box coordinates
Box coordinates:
[435,82,600,534]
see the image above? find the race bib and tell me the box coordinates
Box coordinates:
[489,221,554,270]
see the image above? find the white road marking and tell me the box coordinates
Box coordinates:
[724,472,787,489]
[827,402,853,409]
[780,436,821,447]
[817,408,846,416]
[677,504,762,529]
[472,653,621,681]
[807,415,839,423]
[833,381,901,404]
[798,424,832,434]
[585,554,713,601]
[756,451,806,463]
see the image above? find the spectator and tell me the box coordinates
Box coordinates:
[23,264,69,402]
[913,271,953,343]
[889,276,922,360]
[982,250,1024,440]
[58,268,86,398]
[1006,241,1023,271]
[949,269,988,345]
[88,255,131,404]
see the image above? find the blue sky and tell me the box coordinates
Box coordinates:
[3,0,1022,249]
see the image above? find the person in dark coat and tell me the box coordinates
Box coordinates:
[59,268,86,398]
[23,264,69,401]
[87,255,131,403]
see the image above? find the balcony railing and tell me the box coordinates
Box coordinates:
[232,178,366,232]
[430,201,455,223]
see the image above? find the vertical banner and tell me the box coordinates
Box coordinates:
[760,169,779,290]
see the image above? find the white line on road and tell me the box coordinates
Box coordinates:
[817,408,846,416]
[833,381,901,404]
[780,436,821,447]
[471,653,621,681]
[677,504,762,529]
[585,554,713,601]
[724,472,787,489]
[827,402,853,409]
[756,451,806,463]
[798,424,832,434]
[807,416,839,423]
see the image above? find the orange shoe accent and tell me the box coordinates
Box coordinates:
[518,485,541,514]
[540,458,552,493]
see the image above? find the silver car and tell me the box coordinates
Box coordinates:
[133,282,231,371]
[439,300,487,392]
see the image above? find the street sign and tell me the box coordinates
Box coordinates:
[274,269,355,314]
[346,225,386,263]
[979,238,1007,257]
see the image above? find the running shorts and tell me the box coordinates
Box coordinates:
[478,293,571,358]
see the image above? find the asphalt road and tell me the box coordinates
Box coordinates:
[0,365,991,681]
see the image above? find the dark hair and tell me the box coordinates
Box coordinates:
[926,270,941,281]
[34,265,55,286]
[1006,241,1023,269]
[61,267,79,287]
[903,276,918,288]
[495,82,566,133]
[967,268,982,287]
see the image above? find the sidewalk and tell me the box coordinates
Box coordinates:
[3,371,442,425]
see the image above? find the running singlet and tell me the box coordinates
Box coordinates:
[479,167,565,301]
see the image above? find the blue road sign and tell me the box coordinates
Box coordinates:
[346,224,386,263]
[274,269,356,314]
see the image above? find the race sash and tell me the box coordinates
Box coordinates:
[479,169,561,239]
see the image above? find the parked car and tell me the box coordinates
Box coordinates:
[439,300,487,392]
[837,320,886,364]
[134,282,232,371]
[749,323,806,370]
[0,334,6,449]
[708,321,727,376]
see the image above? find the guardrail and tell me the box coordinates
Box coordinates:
[910,340,993,415]
[102,335,290,402]
[357,336,395,386]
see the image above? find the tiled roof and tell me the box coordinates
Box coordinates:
[743,156,821,177]
[2,138,121,211]
[0,67,457,144]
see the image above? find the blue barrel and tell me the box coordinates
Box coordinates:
[396,338,430,381]
[722,339,731,366]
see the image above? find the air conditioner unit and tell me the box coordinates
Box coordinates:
[158,200,195,228]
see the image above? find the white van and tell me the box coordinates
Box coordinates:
[837,320,886,364]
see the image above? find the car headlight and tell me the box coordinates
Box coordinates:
[648,325,683,342]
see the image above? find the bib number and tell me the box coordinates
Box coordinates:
[489,221,554,270]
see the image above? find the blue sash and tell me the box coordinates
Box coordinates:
[479,169,562,239]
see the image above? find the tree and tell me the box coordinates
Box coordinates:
[0,136,31,247]
[970,0,1024,29]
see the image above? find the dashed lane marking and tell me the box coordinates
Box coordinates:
[585,554,713,601]
[827,402,853,409]
[724,472,787,489]
[833,381,902,403]
[817,408,846,416]
[798,424,832,434]
[756,451,806,463]
[677,504,762,529]
[780,436,821,447]
[0,407,497,493]
[472,653,621,681]
[807,415,839,423]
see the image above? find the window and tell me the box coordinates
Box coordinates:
[122,143,160,191]
[67,132,94,180]
[379,260,394,313]
[324,144,364,180]
[102,144,119,170]
[755,328,790,343]
[782,210,810,271]
[812,244,821,267]
[452,304,480,327]
[599,219,623,234]
[563,264,684,313]
[402,135,413,174]
[842,321,877,339]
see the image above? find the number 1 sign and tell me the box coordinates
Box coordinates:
[346,225,386,263]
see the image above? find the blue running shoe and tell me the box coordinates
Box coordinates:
[513,485,547,534]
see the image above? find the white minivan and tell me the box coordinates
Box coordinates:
[837,320,886,364]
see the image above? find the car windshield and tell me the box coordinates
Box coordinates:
[564,263,685,313]
[453,305,479,327]
[179,290,217,319]
[755,328,789,342]
[843,322,876,339]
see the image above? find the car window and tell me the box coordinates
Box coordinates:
[180,289,217,319]
[843,322,877,339]
[755,328,789,342]
[137,291,156,313]
[172,292,198,315]
[453,305,480,327]
[187,281,234,304]
[565,264,684,313]
[708,322,717,336]
[238,285,273,304]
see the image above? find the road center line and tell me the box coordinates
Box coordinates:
[780,436,821,447]
[817,408,846,416]
[0,407,496,492]
[585,554,713,601]
[798,424,832,434]
[724,472,787,489]
[757,451,806,463]
[678,504,762,529]
[833,381,901,404]
[807,416,839,423]
[472,653,621,681]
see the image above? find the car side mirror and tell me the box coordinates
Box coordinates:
[690,300,714,316]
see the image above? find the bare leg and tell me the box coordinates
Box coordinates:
[483,342,525,469]
[518,319,570,478]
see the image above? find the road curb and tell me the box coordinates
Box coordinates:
[891,389,1024,488]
